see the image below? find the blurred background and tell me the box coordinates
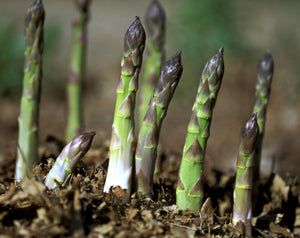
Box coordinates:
[0,0,299,176]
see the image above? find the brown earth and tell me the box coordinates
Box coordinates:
[0,141,299,237]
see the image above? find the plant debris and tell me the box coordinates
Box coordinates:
[0,141,299,237]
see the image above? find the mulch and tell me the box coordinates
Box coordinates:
[0,138,299,237]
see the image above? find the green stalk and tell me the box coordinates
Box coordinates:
[232,114,259,237]
[45,131,95,189]
[176,47,224,211]
[15,0,45,182]
[104,18,146,196]
[135,51,183,197]
[139,0,165,126]
[66,0,91,141]
[252,52,274,181]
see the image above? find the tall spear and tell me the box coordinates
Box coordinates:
[233,114,259,237]
[176,47,224,211]
[104,18,146,200]
[15,0,45,182]
[66,0,91,141]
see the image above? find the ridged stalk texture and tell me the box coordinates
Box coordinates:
[45,131,95,189]
[232,114,259,237]
[104,18,146,196]
[176,47,224,211]
[66,0,91,141]
[252,52,274,181]
[135,51,183,197]
[15,0,45,182]
[139,0,165,126]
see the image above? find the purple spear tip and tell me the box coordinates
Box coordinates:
[219,46,224,54]
[27,0,45,23]
[76,0,91,12]
[174,50,182,58]
[157,51,182,89]
[166,50,183,77]
[168,50,182,68]
[124,17,146,50]
[258,52,274,76]
[246,114,258,134]
[147,0,165,22]
[80,131,95,153]
[71,131,96,154]
[241,114,259,152]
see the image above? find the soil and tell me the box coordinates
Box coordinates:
[0,141,299,237]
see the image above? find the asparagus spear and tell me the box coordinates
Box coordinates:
[15,0,45,182]
[232,114,259,237]
[66,0,91,141]
[252,52,274,182]
[104,18,146,196]
[135,51,183,197]
[141,0,166,176]
[45,131,95,189]
[139,0,166,126]
[176,47,224,211]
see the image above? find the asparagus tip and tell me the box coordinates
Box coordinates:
[35,0,42,5]
[258,52,274,76]
[174,50,182,59]
[202,47,224,85]
[147,0,165,22]
[27,0,45,22]
[75,0,90,12]
[145,0,165,50]
[124,17,146,52]
[219,46,224,54]
[160,51,183,85]
[240,114,259,153]
[245,114,258,134]
[69,131,96,157]
[169,50,182,69]
[77,131,96,153]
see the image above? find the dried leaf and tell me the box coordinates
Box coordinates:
[162,204,179,216]
[112,186,129,198]
[0,183,15,204]
[125,208,139,221]
[36,207,48,222]
[234,221,245,236]
[170,223,196,238]
[294,207,300,224]
[22,178,48,205]
[271,174,290,202]
[92,223,114,235]
[141,210,153,223]
[269,222,293,237]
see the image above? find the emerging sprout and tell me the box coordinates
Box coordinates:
[232,114,259,237]
[45,131,95,189]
